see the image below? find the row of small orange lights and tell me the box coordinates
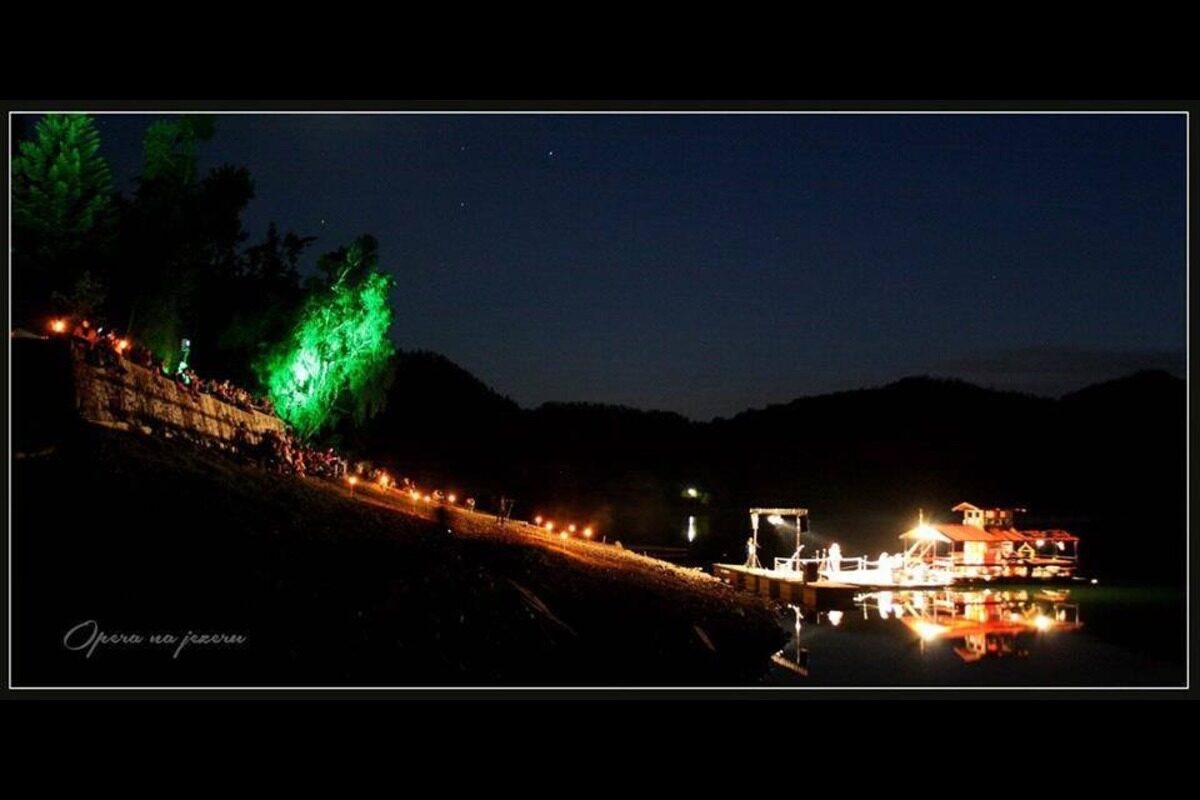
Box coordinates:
[47,317,130,354]
[348,472,458,506]
[404,488,457,504]
[533,515,594,541]
[345,473,598,541]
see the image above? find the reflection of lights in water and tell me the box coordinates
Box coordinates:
[827,610,843,627]
[915,621,947,641]
[686,516,697,543]
[877,591,893,620]
[767,514,784,525]
[1034,614,1052,631]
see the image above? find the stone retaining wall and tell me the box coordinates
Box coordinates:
[69,341,286,443]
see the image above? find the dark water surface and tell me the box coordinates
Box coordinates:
[762,584,1186,687]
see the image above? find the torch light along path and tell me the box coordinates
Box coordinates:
[345,478,725,589]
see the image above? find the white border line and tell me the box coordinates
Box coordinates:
[5,111,1193,114]
[7,108,1191,691]
[6,109,11,692]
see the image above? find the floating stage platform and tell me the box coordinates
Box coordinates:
[713,564,860,608]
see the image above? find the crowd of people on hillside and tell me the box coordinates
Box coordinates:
[52,315,330,469]
[71,320,131,371]
[148,419,347,480]
[45,314,501,525]
[258,429,347,478]
[177,368,275,415]
[58,316,275,415]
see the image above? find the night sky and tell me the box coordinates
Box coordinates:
[85,113,1186,420]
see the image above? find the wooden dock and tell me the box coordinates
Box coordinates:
[713,563,860,608]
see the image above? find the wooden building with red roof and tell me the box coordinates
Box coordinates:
[899,502,1079,579]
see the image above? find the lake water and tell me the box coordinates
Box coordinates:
[761,584,1186,687]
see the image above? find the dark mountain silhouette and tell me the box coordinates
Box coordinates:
[341,356,1185,584]
[337,349,522,477]
[1061,368,1185,404]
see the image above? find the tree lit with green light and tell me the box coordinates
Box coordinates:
[259,237,395,438]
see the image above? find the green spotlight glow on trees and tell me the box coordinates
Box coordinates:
[259,241,394,438]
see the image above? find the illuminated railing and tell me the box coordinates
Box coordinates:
[948,551,1078,566]
[773,556,822,573]
[773,555,923,573]
[773,555,904,574]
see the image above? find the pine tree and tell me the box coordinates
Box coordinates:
[12,114,116,323]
